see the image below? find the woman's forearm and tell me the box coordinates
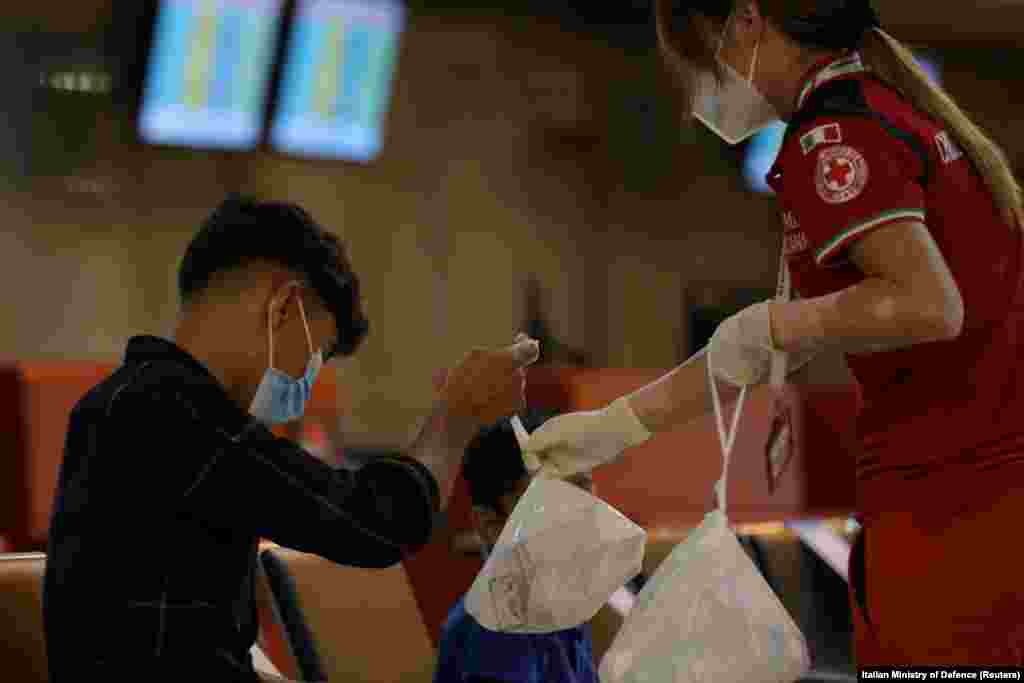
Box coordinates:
[625,339,858,436]
[770,275,962,356]
[621,277,907,435]
[626,350,713,434]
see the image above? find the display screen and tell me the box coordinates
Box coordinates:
[269,0,404,162]
[742,120,788,194]
[139,0,285,150]
[742,52,943,194]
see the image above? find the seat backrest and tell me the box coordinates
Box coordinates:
[0,363,115,550]
[254,548,304,681]
[260,547,436,683]
[0,553,48,683]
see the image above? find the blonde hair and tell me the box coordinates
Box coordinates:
[857,27,1023,230]
[655,0,1024,231]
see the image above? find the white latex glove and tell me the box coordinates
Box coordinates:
[521,397,652,478]
[709,301,820,387]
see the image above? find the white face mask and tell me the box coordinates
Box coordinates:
[693,13,779,145]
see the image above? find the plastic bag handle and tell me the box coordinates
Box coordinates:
[708,354,747,514]
[770,251,793,388]
[709,247,793,513]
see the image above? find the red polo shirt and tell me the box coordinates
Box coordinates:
[767,52,1024,512]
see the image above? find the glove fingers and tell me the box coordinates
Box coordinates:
[539,453,580,479]
[505,336,541,366]
[521,419,565,455]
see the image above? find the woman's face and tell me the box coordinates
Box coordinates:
[690,5,803,120]
[713,11,758,82]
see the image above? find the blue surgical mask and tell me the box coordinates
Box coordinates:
[250,294,324,425]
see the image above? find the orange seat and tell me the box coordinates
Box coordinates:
[259,546,436,683]
[0,553,48,683]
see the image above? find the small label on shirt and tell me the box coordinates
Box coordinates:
[781,211,809,258]
[783,229,810,258]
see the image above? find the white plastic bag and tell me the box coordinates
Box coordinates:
[465,475,646,634]
[598,354,810,683]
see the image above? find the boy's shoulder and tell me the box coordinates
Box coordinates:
[437,595,538,682]
[440,595,534,642]
[436,596,597,683]
[440,596,519,650]
[439,596,473,639]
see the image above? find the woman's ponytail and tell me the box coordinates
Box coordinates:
[859,28,1023,230]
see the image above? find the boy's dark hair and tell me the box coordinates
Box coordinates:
[463,408,559,514]
[179,196,369,358]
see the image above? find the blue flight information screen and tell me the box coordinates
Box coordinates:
[139,0,285,150]
[270,0,404,162]
[743,121,788,194]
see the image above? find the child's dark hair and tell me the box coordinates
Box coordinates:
[463,408,559,514]
[178,195,369,358]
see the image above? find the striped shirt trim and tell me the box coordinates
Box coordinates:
[797,54,868,110]
[815,208,927,264]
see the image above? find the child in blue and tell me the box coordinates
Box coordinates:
[433,410,599,683]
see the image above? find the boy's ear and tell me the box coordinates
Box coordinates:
[472,505,507,545]
[471,505,498,528]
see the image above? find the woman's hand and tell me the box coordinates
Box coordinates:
[708,301,778,386]
[709,301,821,387]
[522,398,651,477]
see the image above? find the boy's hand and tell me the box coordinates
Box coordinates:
[439,334,539,439]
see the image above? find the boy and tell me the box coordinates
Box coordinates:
[42,197,537,682]
[433,411,599,683]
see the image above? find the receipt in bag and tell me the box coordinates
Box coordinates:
[465,476,646,634]
[598,354,810,683]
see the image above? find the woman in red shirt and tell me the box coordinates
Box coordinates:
[523,0,1024,665]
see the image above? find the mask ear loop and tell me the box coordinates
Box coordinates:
[266,303,276,371]
[748,30,761,83]
[268,284,315,372]
[716,11,761,87]
[714,17,727,59]
[295,293,316,356]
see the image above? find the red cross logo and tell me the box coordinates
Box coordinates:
[816,145,868,204]
[825,158,853,189]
